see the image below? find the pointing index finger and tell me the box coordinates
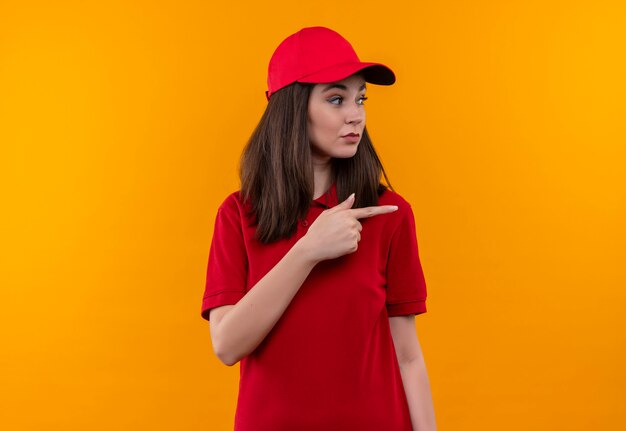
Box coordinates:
[346,205,399,219]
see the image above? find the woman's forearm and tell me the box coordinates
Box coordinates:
[212,238,318,365]
[399,355,437,431]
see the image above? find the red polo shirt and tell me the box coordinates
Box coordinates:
[201,181,428,431]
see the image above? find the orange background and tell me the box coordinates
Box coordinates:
[1,1,625,429]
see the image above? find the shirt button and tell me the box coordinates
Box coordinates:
[302,220,308,227]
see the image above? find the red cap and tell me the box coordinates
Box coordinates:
[265,26,396,100]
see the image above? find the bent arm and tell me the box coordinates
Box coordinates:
[390,315,437,431]
[209,238,318,366]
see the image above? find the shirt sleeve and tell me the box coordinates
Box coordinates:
[200,194,248,321]
[385,203,428,317]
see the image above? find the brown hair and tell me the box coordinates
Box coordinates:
[239,81,395,244]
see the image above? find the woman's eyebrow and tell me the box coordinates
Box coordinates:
[322,83,367,92]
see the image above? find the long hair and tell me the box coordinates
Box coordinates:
[239,82,395,244]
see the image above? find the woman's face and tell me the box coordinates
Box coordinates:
[307,73,367,161]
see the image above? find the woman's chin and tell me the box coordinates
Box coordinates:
[332,146,359,158]
[311,145,359,161]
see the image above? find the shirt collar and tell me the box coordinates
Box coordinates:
[312,181,338,208]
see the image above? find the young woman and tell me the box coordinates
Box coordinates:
[201,26,437,431]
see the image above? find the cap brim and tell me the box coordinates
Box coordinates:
[297,62,396,86]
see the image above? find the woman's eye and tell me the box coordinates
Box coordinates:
[328,96,343,105]
[328,96,368,105]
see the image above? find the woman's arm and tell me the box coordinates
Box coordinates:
[389,315,437,431]
[209,238,319,366]
[208,194,397,366]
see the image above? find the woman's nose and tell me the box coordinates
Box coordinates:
[345,103,365,124]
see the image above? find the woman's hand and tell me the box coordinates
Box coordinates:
[300,193,398,263]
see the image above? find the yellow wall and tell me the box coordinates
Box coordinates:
[1,1,624,429]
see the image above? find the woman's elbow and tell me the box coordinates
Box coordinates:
[211,334,239,366]
[214,346,240,367]
[216,354,239,367]
[209,306,244,366]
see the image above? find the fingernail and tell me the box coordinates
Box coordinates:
[349,193,355,200]
[391,205,398,210]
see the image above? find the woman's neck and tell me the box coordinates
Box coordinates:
[312,160,333,200]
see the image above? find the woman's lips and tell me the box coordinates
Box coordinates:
[341,133,360,143]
